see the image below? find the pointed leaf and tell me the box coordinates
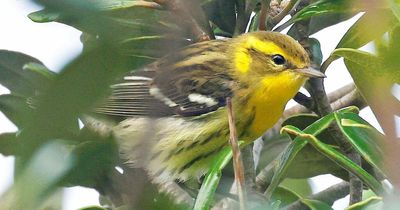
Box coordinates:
[278,0,387,30]
[64,137,118,187]
[336,10,398,49]
[0,50,47,97]
[388,0,400,22]
[300,199,334,210]
[335,112,385,173]
[281,126,385,195]
[308,13,356,36]
[194,146,234,210]
[203,0,236,35]
[0,94,32,128]
[28,9,60,23]
[0,132,19,156]
[271,186,302,207]
[346,196,383,210]
[0,141,74,209]
[265,112,336,196]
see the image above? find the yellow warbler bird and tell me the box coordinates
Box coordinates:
[94,31,325,184]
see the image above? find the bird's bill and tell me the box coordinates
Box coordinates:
[296,67,326,78]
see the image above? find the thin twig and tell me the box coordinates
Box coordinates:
[227,97,247,210]
[283,83,366,118]
[293,92,314,110]
[284,182,350,210]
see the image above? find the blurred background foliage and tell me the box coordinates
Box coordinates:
[0,0,399,209]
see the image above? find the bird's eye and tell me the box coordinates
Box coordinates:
[272,54,285,65]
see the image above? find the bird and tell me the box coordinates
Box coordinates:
[92,31,325,184]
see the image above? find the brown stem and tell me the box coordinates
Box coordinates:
[284,182,350,210]
[153,0,213,41]
[258,0,270,30]
[227,97,247,210]
[242,143,256,189]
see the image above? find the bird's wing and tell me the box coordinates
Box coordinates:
[95,39,235,118]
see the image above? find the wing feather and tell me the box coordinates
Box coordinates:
[95,39,234,118]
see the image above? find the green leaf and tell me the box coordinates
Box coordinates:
[23,62,56,82]
[280,178,312,198]
[308,38,323,65]
[332,48,398,91]
[336,10,398,49]
[194,146,234,210]
[334,112,385,173]
[30,1,192,71]
[0,94,32,128]
[281,126,385,195]
[295,0,386,22]
[308,13,356,36]
[0,50,47,97]
[203,0,236,35]
[333,48,400,122]
[300,199,334,210]
[63,132,118,187]
[0,132,18,156]
[28,9,60,22]
[346,196,383,210]
[271,186,301,207]
[265,112,336,197]
[280,0,386,29]
[78,206,108,210]
[0,141,74,209]
[15,41,129,164]
[286,144,347,180]
[387,0,400,22]
[321,10,398,72]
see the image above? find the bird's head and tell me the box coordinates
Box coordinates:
[231,31,325,85]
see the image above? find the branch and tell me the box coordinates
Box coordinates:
[242,143,257,189]
[284,83,366,119]
[255,162,276,192]
[258,0,270,30]
[268,0,364,200]
[284,182,350,210]
[227,97,247,210]
[307,78,363,204]
[153,0,213,41]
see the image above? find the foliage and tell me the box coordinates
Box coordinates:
[0,0,399,209]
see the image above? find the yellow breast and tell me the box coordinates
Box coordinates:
[237,71,306,139]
